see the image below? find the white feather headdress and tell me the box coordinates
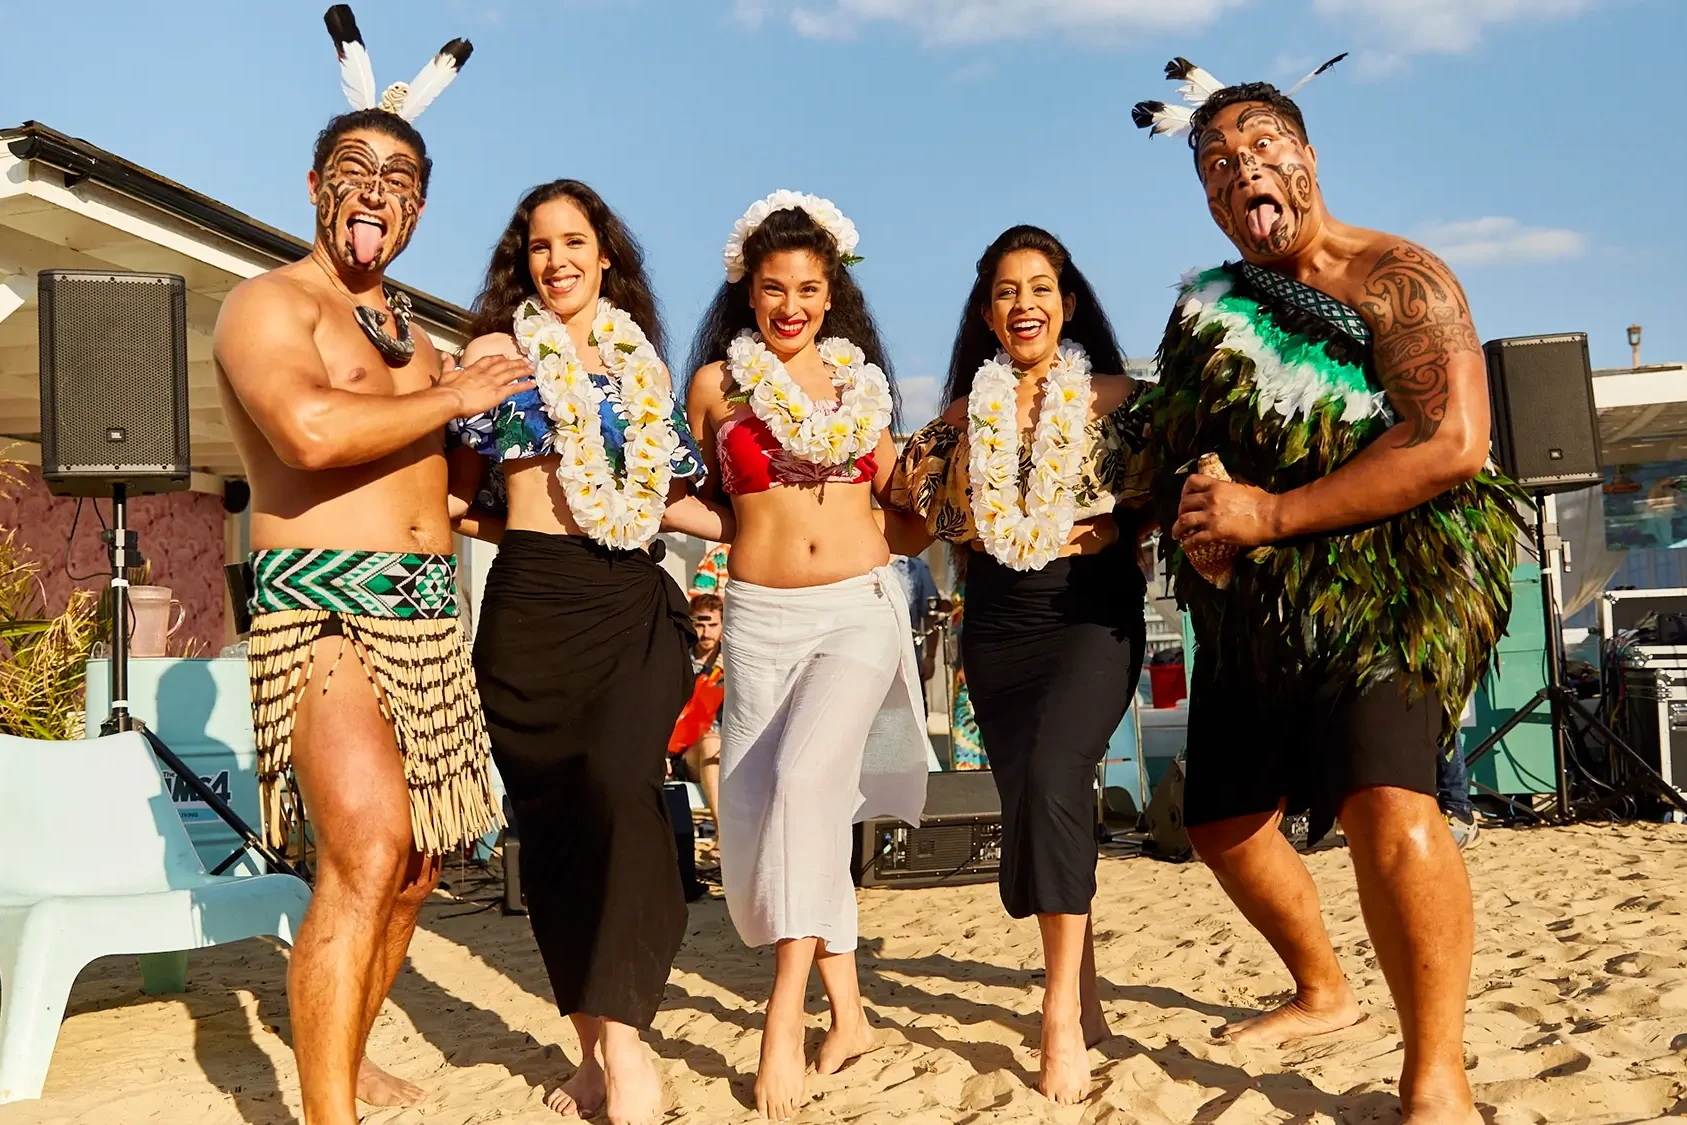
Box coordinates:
[323,5,472,123]
[1130,53,1346,141]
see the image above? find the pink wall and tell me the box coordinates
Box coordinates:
[0,466,227,654]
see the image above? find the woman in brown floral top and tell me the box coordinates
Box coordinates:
[885,225,1153,1105]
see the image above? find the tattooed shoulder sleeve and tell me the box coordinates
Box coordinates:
[1356,240,1482,448]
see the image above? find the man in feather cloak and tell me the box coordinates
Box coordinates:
[1133,59,1525,1125]
[214,9,533,1123]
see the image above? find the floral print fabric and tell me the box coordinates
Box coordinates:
[448,378,706,480]
[889,397,1152,546]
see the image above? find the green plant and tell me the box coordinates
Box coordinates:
[0,461,99,739]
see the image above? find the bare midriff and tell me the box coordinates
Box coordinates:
[727,482,890,589]
[241,442,453,555]
[499,455,592,538]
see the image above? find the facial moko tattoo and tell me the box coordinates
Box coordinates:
[316,137,422,273]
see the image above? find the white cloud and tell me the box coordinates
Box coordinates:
[1313,0,1601,71]
[1417,217,1587,267]
[732,0,772,28]
[735,0,1604,59]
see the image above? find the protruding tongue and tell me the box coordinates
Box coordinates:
[350,221,383,267]
[1246,202,1281,244]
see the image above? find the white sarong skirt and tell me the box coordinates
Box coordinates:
[719,566,932,952]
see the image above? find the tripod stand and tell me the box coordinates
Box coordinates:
[1462,491,1687,823]
[97,484,298,878]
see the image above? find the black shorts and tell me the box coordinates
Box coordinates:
[1182,646,1440,840]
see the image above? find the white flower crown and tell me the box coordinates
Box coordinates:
[722,189,862,283]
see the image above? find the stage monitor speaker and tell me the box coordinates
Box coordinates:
[38,270,190,497]
[1484,332,1602,495]
[853,769,1004,889]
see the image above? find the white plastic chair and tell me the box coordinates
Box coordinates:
[0,731,311,1103]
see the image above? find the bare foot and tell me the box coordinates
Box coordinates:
[601,1032,663,1125]
[755,1009,808,1120]
[356,1057,425,1107]
[814,1005,876,1075]
[544,1054,606,1118]
[1216,987,1364,1047]
[1038,1002,1092,1105]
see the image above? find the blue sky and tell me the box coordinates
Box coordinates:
[3,0,1681,422]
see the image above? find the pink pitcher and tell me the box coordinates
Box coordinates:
[128,585,186,657]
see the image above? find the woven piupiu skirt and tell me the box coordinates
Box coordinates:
[246,548,502,857]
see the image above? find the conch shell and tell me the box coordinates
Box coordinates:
[1183,453,1238,590]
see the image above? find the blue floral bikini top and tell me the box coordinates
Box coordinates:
[446,375,707,513]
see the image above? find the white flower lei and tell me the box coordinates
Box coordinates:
[967,342,1093,571]
[726,330,892,467]
[722,189,860,283]
[513,297,679,550]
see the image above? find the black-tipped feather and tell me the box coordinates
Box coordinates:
[1131,101,1162,129]
[395,34,474,120]
[1162,56,1226,106]
[324,4,377,110]
[438,37,472,68]
[1310,52,1347,78]
[1285,52,1348,96]
[324,4,363,51]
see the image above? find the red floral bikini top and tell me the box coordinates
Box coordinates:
[717,410,879,496]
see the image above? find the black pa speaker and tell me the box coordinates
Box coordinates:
[38,270,190,497]
[1484,332,1602,494]
[853,769,1005,889]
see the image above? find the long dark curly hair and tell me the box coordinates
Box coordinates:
[467,179,667,364]
[687,205,899,430]
[942,225,1127,406]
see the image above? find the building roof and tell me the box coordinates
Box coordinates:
[0,121,472,479]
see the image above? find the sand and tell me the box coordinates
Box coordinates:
[5,823,1687,1125]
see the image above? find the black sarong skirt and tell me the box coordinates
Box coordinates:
[474,531,692,1028]
[961,537,1146,918]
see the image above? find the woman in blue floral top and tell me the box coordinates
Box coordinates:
[446,179,728,1124]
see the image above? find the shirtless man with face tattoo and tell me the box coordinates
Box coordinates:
[1135,70,1523,1125]
[214,112,532,1125]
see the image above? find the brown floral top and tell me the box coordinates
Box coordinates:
[889,396,1154,545]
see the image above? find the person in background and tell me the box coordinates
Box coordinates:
[890,553,939,708]
[691,541,732,595]
[947,586,987,771]
[1439,702,1478,850]
[671,593,725,818]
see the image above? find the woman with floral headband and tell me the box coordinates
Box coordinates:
[447,179,727,1125]
[886,224,1151,1105]
[687,191,933,1121]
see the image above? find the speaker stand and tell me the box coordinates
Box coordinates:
[1463,491,1687,822]
[96,485,299,879]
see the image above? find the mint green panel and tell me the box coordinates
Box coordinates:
[1468,563,1556,796]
